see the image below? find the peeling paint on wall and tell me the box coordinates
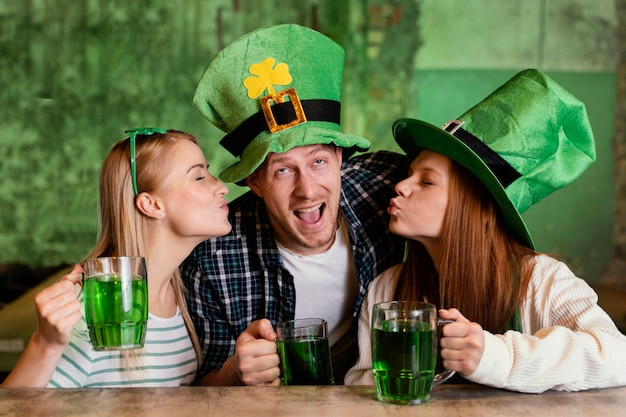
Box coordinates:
[0,0,619,283]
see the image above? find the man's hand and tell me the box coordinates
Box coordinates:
[233,318,281,386]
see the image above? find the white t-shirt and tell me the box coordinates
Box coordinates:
[277,217,357,348]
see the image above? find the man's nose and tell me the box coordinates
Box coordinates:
[294,171,319,199]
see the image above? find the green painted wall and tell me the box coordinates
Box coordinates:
[0,0,618,283]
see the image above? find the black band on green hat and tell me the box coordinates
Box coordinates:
[445,121,521,188]
[220,99,341,157]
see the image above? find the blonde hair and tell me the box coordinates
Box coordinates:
[395,160,536,333]
[85,130,202,370]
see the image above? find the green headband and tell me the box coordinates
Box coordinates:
[125,127,167,196]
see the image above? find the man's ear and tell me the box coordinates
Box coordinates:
[246,172,263,197]
[335,146,344,165]
[135,192,165,219]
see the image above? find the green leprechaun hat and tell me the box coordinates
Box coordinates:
[193,24,371,184]
[392,69,596,249]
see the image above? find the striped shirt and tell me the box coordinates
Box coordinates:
[48,291,197,388]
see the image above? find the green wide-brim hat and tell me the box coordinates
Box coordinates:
[392,69,596,249]
[193,24,371,184]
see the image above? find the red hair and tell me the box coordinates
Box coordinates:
[395,160,536,333]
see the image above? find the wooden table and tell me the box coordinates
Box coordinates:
[1,384,625,417]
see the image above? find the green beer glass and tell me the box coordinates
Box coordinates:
[276,318,334,385]
[371,301,454,405]
[83,256,148,351]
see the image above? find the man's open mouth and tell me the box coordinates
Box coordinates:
[295,203,325,224]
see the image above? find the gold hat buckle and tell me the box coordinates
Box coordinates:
[260,87,307,133]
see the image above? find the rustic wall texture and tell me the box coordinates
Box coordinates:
[0,0,623,288]
[601,0,626,288]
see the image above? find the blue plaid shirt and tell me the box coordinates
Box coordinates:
[181,150,410,381]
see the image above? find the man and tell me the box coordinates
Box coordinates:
[182,24,409,386]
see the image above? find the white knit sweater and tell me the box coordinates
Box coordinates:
[344,255,626,393]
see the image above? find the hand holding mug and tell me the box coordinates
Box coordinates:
[33,264,83,348]
[438,308,486,376]
[234,319,280,386]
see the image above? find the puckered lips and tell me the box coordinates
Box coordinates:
[388,198,400,216]
[294,203,325,225]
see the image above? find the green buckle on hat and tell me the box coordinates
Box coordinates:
[260,87,307,133]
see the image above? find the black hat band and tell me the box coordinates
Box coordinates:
[220,99,341,157]
[445,121,522,188]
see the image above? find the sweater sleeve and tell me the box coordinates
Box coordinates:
[466,255,626,393]
[344,264,403,385]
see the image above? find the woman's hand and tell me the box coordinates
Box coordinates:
[32,264,83,349]
[0,264,83,388]
[438,308,485,376]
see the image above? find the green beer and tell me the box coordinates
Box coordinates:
[277,336,334,385]
[372,318,436,404]
[84,274,148,350]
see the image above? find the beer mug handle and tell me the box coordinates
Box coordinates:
[433,318,456,388]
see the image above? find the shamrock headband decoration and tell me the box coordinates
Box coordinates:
[125,127,167,196]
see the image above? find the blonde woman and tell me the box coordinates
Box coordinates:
[1,128,231,387]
